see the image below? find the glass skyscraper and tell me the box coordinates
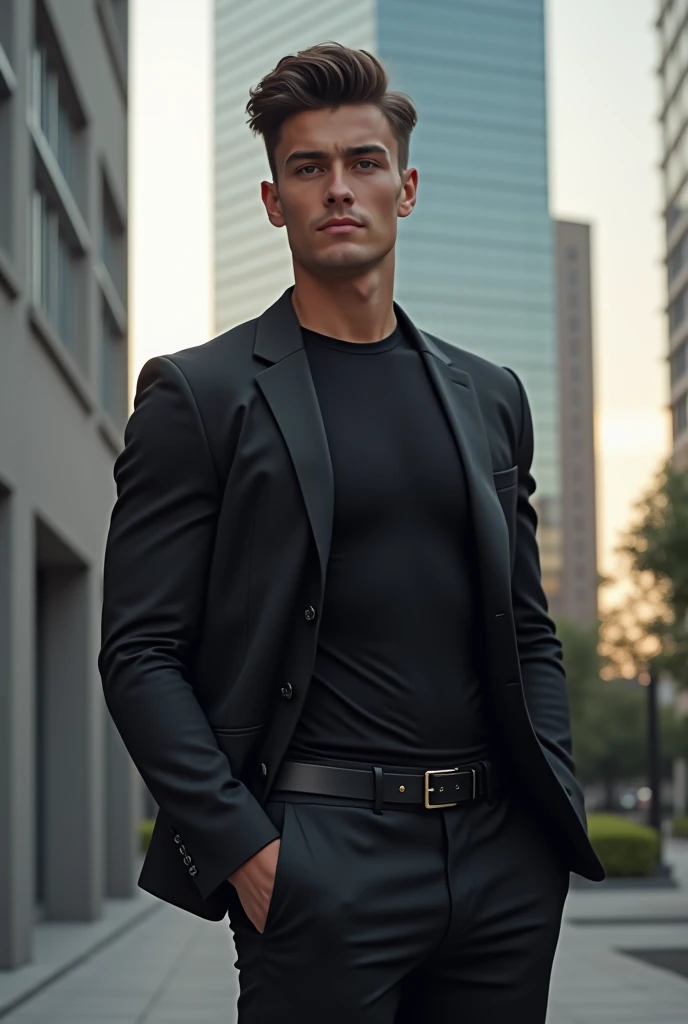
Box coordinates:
[214,0,561,600]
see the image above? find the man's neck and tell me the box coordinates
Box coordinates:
[291,262,397,343]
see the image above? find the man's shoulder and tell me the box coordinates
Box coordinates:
[420,329,521,401]
[161,316,260,383]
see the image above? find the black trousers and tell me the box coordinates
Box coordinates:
[227,766,569,1022]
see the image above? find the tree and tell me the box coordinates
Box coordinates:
[558,618,646,803]
[601,458,688,687]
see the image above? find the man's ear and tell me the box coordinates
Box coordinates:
[261,180,285,228]
[397,167,418,220]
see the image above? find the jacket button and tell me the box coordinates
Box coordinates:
[280,682,293,699]
[260,762,267,776]
[184,855,192,865]
[189,865,197,876]
[304,605,317,621]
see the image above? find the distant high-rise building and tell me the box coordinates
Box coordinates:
[657,0,688,468]
[553,221,599,628]
[0,0,132,971]
[214,0,561,605]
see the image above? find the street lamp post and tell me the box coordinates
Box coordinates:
[647,667,662,840]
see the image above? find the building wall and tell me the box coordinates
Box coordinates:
[0,0,135,970]
[658,0,688,468]
[553,220,599,628]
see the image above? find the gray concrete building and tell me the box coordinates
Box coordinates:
[0,0,136,970]
[552,220,599,628]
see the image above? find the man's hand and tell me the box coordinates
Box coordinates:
[228,838,281,933]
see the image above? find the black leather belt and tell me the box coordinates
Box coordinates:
[272,759,498,813]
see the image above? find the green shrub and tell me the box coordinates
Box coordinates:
[587,814,660,877]
[140,818,155,853]
[672,815,688,838]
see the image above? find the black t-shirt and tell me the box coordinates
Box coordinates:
[284,321,491,768]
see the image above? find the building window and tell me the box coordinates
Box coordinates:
[576,565,586,580]
[568,317,580,334]
[572,439,583,456]
[571,390,581,406]
[574,515,584,532]
[572,465,583,483]
[31,184,84,365]
[102,174,126,301]
[669,284,687,333]
[568,292,578,310]
[668,231,688,281]
[0,2,13,257]
[31,2,86,211]
[567,246,577,261]
[673,393,688,437]
[108,0,128,56]
[671,341,687,384]
[571,415,581,431]
[101,298,127,429]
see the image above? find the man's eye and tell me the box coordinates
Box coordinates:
[357,160,376,169]
[298,165,318,175]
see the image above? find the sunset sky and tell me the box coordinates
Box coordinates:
[129,0,671,581]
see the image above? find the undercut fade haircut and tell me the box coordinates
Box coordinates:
[246,41,418,181]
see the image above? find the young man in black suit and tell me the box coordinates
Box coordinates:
[99,42,603,1024]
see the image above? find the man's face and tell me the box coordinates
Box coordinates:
[261,104,417,278]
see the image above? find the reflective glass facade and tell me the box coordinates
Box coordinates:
[214,0,561,597]
[378,0,560,596]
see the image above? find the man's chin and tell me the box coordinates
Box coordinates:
[307,248,380,277]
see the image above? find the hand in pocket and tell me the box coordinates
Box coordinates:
[228,837,281,933]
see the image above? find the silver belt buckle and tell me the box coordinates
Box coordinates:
[423,766,477,808]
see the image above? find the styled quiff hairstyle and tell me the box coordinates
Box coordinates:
[246,42,418,181]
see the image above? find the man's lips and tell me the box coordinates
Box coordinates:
[318,219,364,233]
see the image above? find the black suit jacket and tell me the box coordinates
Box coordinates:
[98,286,605,922]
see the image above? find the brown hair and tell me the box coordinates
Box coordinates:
[246,42,418,181]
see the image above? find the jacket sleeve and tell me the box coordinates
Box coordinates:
[98,355,280,902]
[504,367,577,780]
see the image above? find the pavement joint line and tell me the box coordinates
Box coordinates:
[133,919,207,1024]
[0,901,163,1021]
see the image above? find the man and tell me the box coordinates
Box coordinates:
[99,42,604,1023]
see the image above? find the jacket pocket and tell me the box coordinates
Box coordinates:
[212,724,265,775]
[492,464,518,491]
[211,723,265,735]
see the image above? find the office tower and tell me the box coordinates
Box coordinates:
[553,221,599,627]
[658,0,688,468]
[0,0,132,970]
[214,0,561,602]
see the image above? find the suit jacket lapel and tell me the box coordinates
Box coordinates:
[254,290,334,585]
[253,287,511,613]
[396,304,512,615]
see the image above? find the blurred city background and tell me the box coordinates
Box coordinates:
[0,0,687,1021]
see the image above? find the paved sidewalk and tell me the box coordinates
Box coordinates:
[2,842,687,1023]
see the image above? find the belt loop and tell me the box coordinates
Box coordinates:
[478,760,493,805]
[372,765,384,815]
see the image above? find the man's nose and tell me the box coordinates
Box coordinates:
[325,172,354,205]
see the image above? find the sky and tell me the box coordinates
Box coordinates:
[130,0,671,581]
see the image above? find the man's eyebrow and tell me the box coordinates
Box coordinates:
[284,143,389,167]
